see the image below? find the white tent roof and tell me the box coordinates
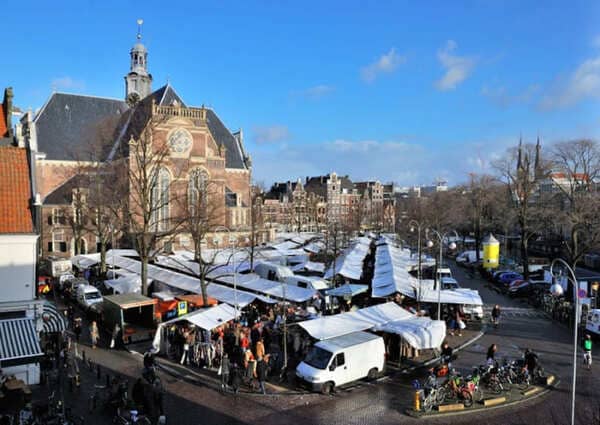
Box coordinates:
[419,285,484,306]
[210,273,316,303]
[324,237,371,280]
[103,275,141,294]
[163,304,238,331]
[326,283,368,297]
[297,302,446,350]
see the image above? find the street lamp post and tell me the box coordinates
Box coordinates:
[549,258,580,425]
[409,220,425,311]
[426,229,459,320]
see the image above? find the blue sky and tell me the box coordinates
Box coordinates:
[2,0,600,187]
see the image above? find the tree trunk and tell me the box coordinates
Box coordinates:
[200,272,208,306]
[141,256,149,296]
[100,241,107,275]
[520,232,529,280]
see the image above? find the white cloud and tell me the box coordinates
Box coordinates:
[435,40,475,91]
[539,56,600,109]
[361,48,406,83]
[252,125,291,144]
[295,84,335,100]
[481,84,540,108]
[51,76,85,91]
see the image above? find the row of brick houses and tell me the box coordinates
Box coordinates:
[8,27,271,259]
[263,172,397,233]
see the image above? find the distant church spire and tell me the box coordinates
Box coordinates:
[516,135,523,172]
[124,19,153,105]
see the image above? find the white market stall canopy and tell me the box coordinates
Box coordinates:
[103,275,141,294]
[419,285,484,306]
[163,303,238,330]
[297,302,445,349]
[326,283,369,298]
[324,237,371,280]
[209,273,317,303]
[104,255,272,308]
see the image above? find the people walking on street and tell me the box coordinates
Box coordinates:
[74,318,82,343]
[230,364,242,394]
[491,304,501,327]
[441,342,453,368]
[180,329,193,365]
[255,337,265,360]
[110,324,120,349]
[524,348,538,376]
[90,321,99,349]
[256,356,268,395]
[486,343,497,365]
[221,353,230,390]
[583,334,593,370]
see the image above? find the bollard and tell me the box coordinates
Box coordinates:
[414,390,421,411]
[82,350,86,362]
[97,364,101,380]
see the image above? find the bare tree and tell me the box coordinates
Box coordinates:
[551,139,600,269]
[494,140,551,279]
[122,113,183,295]
[247,183,265,272]
[177,169,226,305]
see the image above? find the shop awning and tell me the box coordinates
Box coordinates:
[41,302,67,333]
[0,318,43,362]
[163,304,238,331]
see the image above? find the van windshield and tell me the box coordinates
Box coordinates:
[304,346,333,370]
[85,292,102,300]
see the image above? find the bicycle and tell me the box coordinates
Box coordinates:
[442,371,474,407]
[419,370,447,412]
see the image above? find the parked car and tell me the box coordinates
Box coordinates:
[65,278,89,300]
[507,280,531,297]
[496,272,524,286]
[441,277,460,290]
[76,284,103,310]
[463,304,484,321]
[296,331,385,394]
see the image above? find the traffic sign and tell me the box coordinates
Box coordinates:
[578,288,587,299]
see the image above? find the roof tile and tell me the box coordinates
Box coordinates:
[0,147,33,233]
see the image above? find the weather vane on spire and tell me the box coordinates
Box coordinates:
[136,18,144,40]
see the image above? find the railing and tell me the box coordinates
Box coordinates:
[153,104,207,120]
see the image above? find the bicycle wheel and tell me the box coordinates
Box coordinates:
[436,387,447,405]
[461,390,473,408]
[422,396,433,412]
[489,381,502,395]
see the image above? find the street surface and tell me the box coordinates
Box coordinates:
[35,263,599,425]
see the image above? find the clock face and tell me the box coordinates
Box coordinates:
[168,128,192,154]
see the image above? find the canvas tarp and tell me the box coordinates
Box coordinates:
[324,237,371,280]
[298,302,446,350]
[210,273,316,303]
[103,275,141,294]
[326,283,368,298]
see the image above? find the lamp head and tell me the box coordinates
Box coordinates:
[426,240,434,248]
[449,242,457,250]
[550,280,564,297]
[410,226,415,233]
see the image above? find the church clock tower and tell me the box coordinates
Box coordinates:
[125,19,152,105]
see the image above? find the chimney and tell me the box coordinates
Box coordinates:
[4,87,13,137]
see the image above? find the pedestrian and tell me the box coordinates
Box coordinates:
[583,334,593,370]
[221,353,230,390]
[455,309,465,337]
[256,356,268,395]
[441,341,453,368]
[486,343,497,365]
[110,324,120,349]
[74,318,82,343]
[524,348,538,376]
[230,363,242,394]
[255,337,265,360]
[132,378,145,410]
[180,329,193,365]
[90,321,99,349]
[491,304,501,327]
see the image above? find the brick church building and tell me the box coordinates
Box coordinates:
[17,27,256,258]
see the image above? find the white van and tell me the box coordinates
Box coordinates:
[586,309,600,337]
[76,284,103,310]
[254,261,294,282]
[284,275,330,292]
[296,332,385,394]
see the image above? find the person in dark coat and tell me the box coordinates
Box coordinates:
[256,356,268,395]
[441,342,453,367]
[486,344,498,365]
[230,364,242,394]
[132,378,145,410]
[221,354,230,390]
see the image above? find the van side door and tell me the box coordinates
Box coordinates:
[332,352,349,384]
